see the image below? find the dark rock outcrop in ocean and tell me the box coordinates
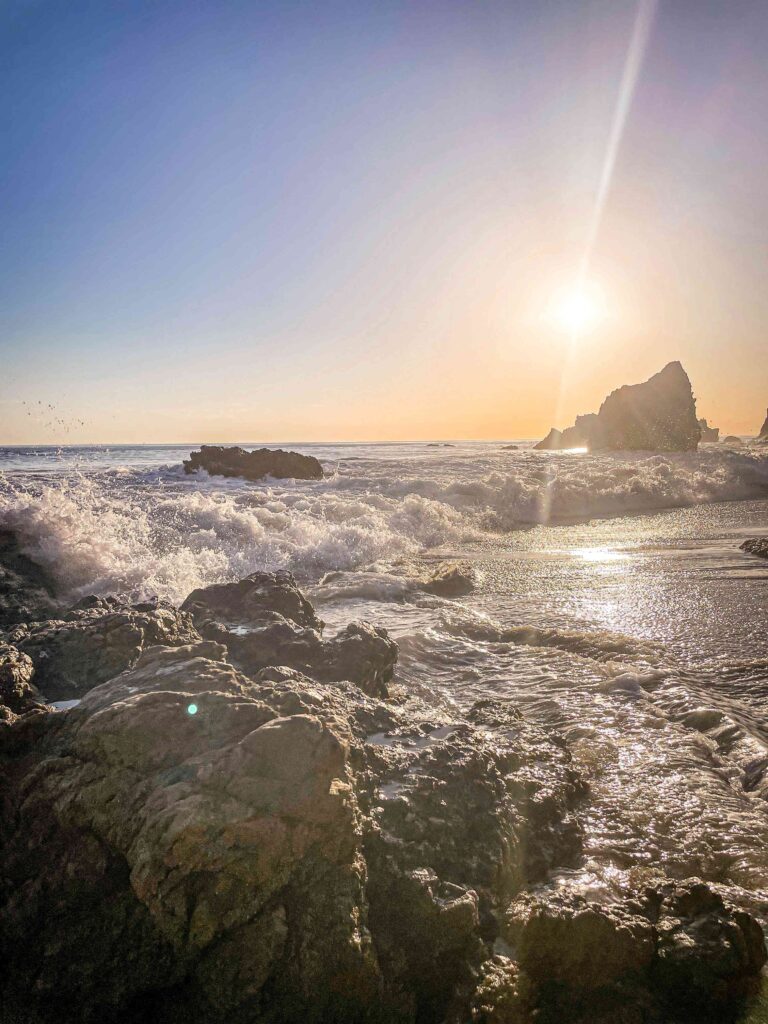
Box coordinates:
[0,529,59,628]
[757,409,768,443]
[723,435,744,444]
[183,571,396,697]
[534,362,702,452]
[698,417,720,442]
[183,445,323,481]
[741,538,768,559]
[421,561,476,597]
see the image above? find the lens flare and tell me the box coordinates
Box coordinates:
[187,703,198,716]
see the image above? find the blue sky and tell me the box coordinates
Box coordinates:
[2,0,768,441]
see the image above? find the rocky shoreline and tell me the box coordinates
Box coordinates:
[0,534,766,1023]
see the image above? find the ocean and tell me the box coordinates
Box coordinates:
[2,439,768,917]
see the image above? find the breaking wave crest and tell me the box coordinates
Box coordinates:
[0,443,766,603]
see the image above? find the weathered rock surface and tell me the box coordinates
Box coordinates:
[182,570,322,630]
[535,362,702,452]
[0,529,60,628]
[6,596,200,700]
[0,645,585,1024]
[421,562,476,597]
[183,572,397,698]
[499,881,766,1023]
[741,538,768,559]
[0,642,44,721]
[698,418,720,442]
[183,445,323,481]
[757,409,768,443]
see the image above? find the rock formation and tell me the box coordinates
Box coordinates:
[0,537,765,1023]
[723,435,744,444]
[757,409,768,444]
[698,418,719,442]
[535,362,702,452]
[0,529,59,628]
[183,445,323,481]
[421,561,476,597]
[741,538,768,559]
[182,571,397,698]
[7,596,201,701]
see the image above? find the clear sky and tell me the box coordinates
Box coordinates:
[2,0,767,443]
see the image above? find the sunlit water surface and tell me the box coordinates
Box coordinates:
[2,440,768,925]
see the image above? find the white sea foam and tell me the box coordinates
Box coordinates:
[1,444,767,603]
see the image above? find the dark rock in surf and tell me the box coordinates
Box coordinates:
[723,435,744,444]
[0,642,44,721]
[698,418,719,442]
[0,529,60,629]
[422,562,476,597]
[182,570,322,630]
[183,445,323,481]
[184,571,396,698]
[740,538,768,560]
[0,645,585,1024]
[501,444,519,450]
[757,409,768,443]
[7,597,200,701]
[534,362,702,452]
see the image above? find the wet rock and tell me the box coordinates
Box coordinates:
[0,642,44,721]
[183,445,323,481]
[182,570,322,630]
[421,562,476,597]
[503,879,766,1022]
[7,599,200,701]
[698,418,720,442]
[534,428,563,451]
[740,538,768,559]
[184,571,397,698]
[723,435,744,444]
[535,362,702,452]
[0,646,586,1024]
[201,616,397,699]
[0,529,59,628]
[501,444,519,450]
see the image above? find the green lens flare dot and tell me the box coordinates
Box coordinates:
[187,703,198,716]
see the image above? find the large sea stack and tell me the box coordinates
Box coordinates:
[184,445,323,481]
[535,362,702,452]
[757,409,768,444]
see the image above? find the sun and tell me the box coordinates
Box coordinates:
[548,281,607,336]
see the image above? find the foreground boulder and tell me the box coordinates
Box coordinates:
[183,571,397,698]
[6,596,200,700]
[494,881,767,1023]
[0,645,585,1024]
[535,362,701,452]
[741,538,768,559]
[183,445,323,481]
[698,418,719,442]
[0,529,59,628]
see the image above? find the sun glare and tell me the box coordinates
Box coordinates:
[548,282,607,337]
